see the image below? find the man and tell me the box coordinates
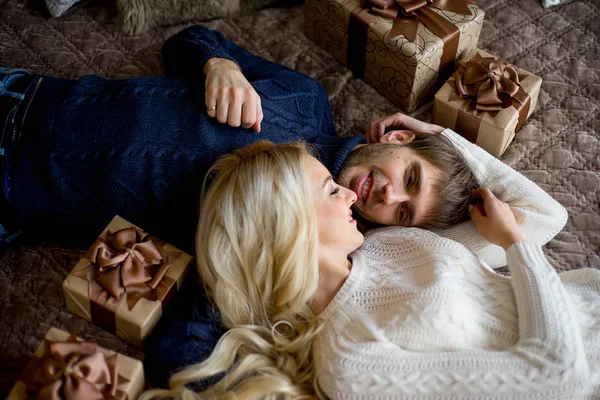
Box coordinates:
[0,25,476,252]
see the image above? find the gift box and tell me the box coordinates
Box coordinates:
[304,0,485,112]
[63,215,194,346]
[433,49,542,157]
[7,327,144,400]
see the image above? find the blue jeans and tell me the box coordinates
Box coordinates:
[9,27,341,252]
[0,67,36,245]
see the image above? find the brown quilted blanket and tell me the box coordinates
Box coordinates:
[0,0,598,395]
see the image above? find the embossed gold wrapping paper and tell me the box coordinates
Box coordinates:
[62,215,194,346]
[7,327,144,400]
[433,49,542,157]
[304,0,484,112]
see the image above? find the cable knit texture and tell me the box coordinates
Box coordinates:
[433,129,568,269]
[314,129,599,399]
[315,233,600,399]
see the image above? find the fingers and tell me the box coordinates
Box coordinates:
[205,89,217,119]
[367,114,397,143]
[217,95,230,124]
[367,120,379,143]
[472,188,515,221]
[367,112,441,142]
[472,188,496,212]
[241,94,263,131]
[471,188,494,200]
[511,208,522,222]
[241,98,255,129]
[469,203,484,225]
[213,87,237,125]
[253,97,263,133]
[205,86,263,131]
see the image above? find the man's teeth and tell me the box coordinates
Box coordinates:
[362,175,372,202]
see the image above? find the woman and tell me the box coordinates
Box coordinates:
[141,140,600,399]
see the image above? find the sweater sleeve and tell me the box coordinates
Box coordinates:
[318,243,589,399]
[161,25,239,80]
[433,128,568,268]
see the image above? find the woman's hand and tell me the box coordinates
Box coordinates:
[366,113,444,143]
[469,188,525,250]
[203,58,263,132]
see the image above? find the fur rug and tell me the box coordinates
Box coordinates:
[117,0,301,35]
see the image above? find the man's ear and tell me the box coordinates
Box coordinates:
[379,130,415,144]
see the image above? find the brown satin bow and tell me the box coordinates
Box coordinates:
[450,54,532,146]
[453,56,527,112]
[29,336,128,400]
[77,227,172,311]
[364,0,474,41]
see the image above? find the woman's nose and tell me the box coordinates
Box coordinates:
[344,187,357,205]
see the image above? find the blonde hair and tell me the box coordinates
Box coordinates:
[140,141,323,400]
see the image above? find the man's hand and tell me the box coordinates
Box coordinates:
[204,58,263,132]
[366,113,443,143]
[469,188,525,250]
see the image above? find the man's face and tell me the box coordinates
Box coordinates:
[337,144,441,226]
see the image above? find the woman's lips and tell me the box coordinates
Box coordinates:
[355,173,373,204]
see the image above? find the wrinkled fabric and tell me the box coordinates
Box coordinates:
[0,1,598,398]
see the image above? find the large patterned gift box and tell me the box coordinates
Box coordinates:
[433,49,542,157]
[62,215,194,346]
[7,327,144,400]
[304,0,485,112]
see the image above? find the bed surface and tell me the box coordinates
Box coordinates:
[1,0,598,395]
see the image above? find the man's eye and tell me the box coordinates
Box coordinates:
[331,187,340,195]
[406,168,413,188]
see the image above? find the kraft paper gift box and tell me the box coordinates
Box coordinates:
[7,327,144,400]
[63,215,194,346]
[433,49,542,157]
[304,0,485,112]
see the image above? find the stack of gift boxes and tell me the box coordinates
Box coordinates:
[8,216,194,399]
[305,0,542,157]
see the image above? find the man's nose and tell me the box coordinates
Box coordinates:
[381,184,409,205]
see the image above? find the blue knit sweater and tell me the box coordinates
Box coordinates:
[161,25,365,176]
[13,25,365,253]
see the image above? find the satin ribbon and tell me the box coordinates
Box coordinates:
[25,335,128,400]
[73,227,180,334]
[451,54,531,143]
[368,0,474,41]
[348,0,474,80]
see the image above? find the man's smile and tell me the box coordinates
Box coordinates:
[354,172,374,205]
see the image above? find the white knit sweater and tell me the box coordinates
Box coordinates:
[433,129,567,269]
[314,130,600,399]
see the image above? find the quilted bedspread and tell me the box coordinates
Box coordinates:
[0,0,598,395]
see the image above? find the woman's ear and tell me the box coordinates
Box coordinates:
[379,130,416,144]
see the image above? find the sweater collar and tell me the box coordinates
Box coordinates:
[318,250,366,321]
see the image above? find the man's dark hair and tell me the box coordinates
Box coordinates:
[404,133,480,229]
